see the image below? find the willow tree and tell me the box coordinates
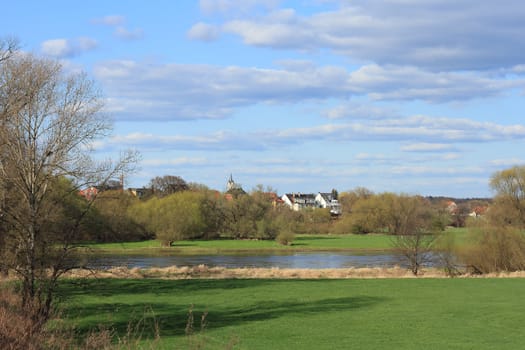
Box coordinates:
[489,165,525,227]
[0,51,136,323]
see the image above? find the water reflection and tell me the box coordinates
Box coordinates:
[85,252,411,270]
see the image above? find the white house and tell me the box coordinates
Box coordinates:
[315,192,342,216]
[281,193,318,211]
[281,192,342,215]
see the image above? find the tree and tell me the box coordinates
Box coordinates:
[454,166,525,274]
[131,191,220,245]
[91,189,150,242]
[0,37,17,64]
[221,189,280,239]
[338,187,374,215]
[388,195,437,275]
[488,165,525,227]
[459,222,525,274]
[149,175,189,197]
[0,53,136,324]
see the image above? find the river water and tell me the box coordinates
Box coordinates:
[84,252,420,270]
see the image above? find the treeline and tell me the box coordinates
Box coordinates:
[91,186,329,246]
[83,175,492,246]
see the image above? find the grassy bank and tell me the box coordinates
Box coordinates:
[85,228,468,254]
[60,276,525,349]
[84,234,395,254]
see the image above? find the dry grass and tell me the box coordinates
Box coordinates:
[0,285,162,350]
[59,265,525,279]
[5,265,525,282]
[0,287,76,350]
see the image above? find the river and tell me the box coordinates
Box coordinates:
[83,252,427,270]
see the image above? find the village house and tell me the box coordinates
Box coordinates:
[127,187,153,199]
[281,193,318,211]
[315,192,342,216]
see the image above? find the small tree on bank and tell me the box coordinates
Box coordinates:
[388,195,437,275]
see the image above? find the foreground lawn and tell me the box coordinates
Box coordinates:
[61,277,525,349]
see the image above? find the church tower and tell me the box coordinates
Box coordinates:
[227,173,236,191]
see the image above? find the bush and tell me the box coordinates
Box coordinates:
[0,286,162,350]
[458,225,525,273]
[0,287,72,350]
[276,231,295,246]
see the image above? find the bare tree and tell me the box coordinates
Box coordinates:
[388,195,437,275]
[0,37,18,64]
[0,53,137,324]
[393,230,437,276]
[149,175,189,197]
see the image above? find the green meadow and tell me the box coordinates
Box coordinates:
[84,227,469,255]
[86,234,394,253]
[61,277,525,349]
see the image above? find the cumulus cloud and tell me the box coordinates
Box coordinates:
[323,103,399,120]
[93,60,521,121]
[91,15,125,26]
[40,37,97,58]
[390,165,485,177]
[273,116,525,145]
[104,131,272,152]
[92,15,143,40]
[142,157,209,166]
[94,60,353,121]
[488,158,525,167]
[187,22,219,41]
[199,0,280,15]
[348,64,522,102]
[401,143,457,152]
[115,26,144,40]
[210,1,525,71]
[97,115,525,153]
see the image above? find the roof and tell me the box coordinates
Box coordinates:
[284,193,317,203]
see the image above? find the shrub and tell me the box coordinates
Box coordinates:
[276,231,295,246]
[458,225,525,273]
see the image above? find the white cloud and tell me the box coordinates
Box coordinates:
[401,143,456,152]
[92,15,143,41]
[94,60,354,121]
[94,60,521,121]
[489,158,525,167]
[142,157,209,166]
[199,0,280,15]
[92,15,125,26]
[115,26,144,40]
[40,37,97,58]
[348,64,522,102]
[323,103,398,120]
[390,165,485,177]
[187,22,219,41]
[211,1,525,71]
[96,115,525,154]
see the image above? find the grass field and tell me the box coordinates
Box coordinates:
[86,227,468,254]
[60,276,525,349]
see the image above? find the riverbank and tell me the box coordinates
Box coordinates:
[59,265,525,279]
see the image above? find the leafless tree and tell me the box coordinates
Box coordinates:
[0,37,18,64]
[149,175,189,197]
[0,52,137,324]
[389,195,437,275]
[393,230,437,276]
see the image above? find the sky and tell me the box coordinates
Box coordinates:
[2,0,525,198]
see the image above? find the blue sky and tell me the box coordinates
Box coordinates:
[3,0,525,197]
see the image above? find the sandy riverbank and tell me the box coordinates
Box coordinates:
[56,265,525,279]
